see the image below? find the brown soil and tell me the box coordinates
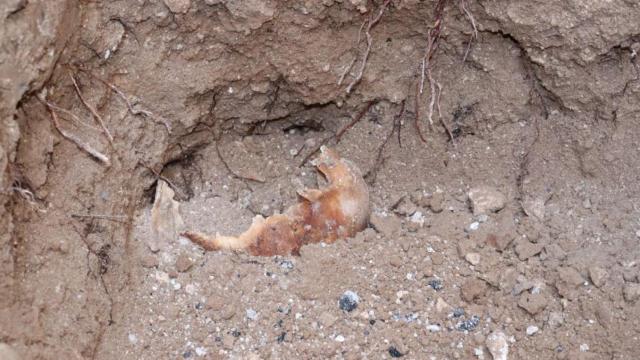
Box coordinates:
[1,1,640,359]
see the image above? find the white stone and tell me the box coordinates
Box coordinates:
[468,186,506,215]
[525,325,539,336]
[486,331,509,360]
[246,308,258,320]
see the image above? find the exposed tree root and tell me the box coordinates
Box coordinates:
[341,0,393,94]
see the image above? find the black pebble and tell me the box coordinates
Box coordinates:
[369,319,376,325]
[388,346,404,358]
[277,332,286,343]
[339,292,359,312]
[428,279,443,291]
[195,302,204,310]
[456,315,480,331]
[183,351,192,358]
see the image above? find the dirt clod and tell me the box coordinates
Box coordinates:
[518,293,548,316]
[175,253,194,273]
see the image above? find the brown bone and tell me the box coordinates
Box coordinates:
[181,146,370,256]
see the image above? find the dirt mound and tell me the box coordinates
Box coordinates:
[1,1,639,358]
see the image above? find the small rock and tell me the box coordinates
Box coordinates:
[461,278,487,303]
[623,283,640,302]
[175,253,194,272]
[467,221,480,232]
[588,266,607,288]
[547,311,564,328]
[468,186,506,216]
[594,303,612,328]
[410,190,430,207]
[486,331,509,360]
[525,325,539,336]
[409,211,425,229]
[430,253,445,265]
[389,254,404,267]
[429,192,445,213]
[465,252,481,266]
[394,196,417,216]
[556,267,584,299]
[246,308,258,320]
[388,346,404,358]
[163,0,191,13]
[335,334,345,342]
[518,293,548,315]
[369,213,401,237]
[514,240,545,261]
[194,347,207,356]
[428,278,444,291]
[426,324,442,332]
[456,315,480,331]
[141,254,159,268]
[279,259,294,270]
[339,291,360,312]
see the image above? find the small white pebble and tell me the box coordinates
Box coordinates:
[468,222,480,231]
[246,308,258,320]
[195,347,207,356]
[335,335,345,342]
[410,211,425,226]
[580,343,589,352]
[526,325,539,336]
[426,324,441,332]
[128,333,138,344]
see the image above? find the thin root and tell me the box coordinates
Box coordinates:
[345,0,392,94]
[336,100,377,142]
[71,213,129,223]
[216,141,265,183]
[460,0,478,62]
[69,72,114,146]
[436,82,455,144]
[43,99,111,166]
[77,69,172,133]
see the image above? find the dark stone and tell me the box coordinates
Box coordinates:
[388,346,404,358]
